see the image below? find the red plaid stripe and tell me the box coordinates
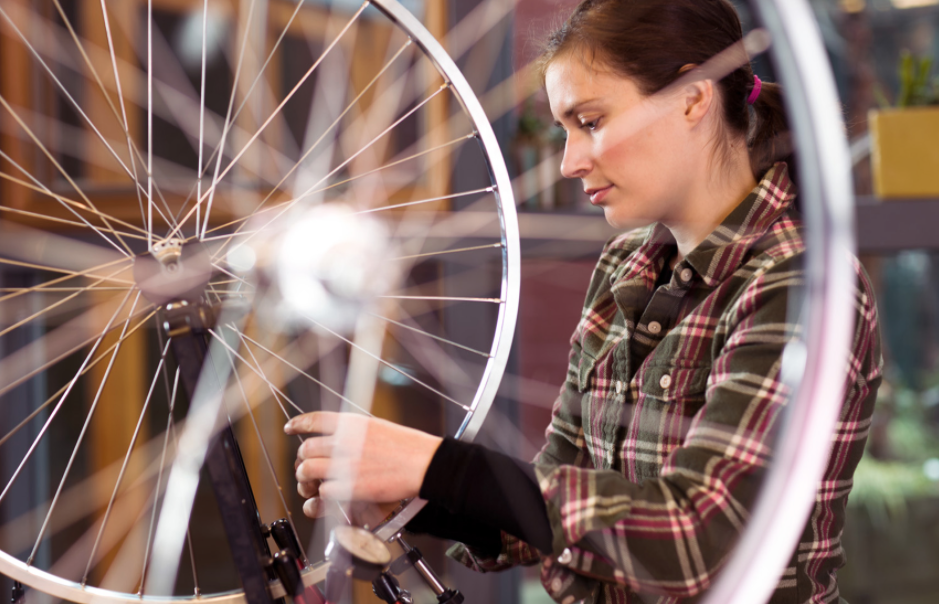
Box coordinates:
[449,164,882,604]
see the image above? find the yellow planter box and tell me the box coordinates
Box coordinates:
[869,106,939,199]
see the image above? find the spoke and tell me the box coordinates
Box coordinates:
[0,167,151,236]
[82,338,172,585]
[0,257,132,283]
[0,204,148,242]
[291,84,449,206]
[209,328,324,416]
[144,326,202,595]
[49,0,177,233]
[379,295,503,304]
[148,0,154,247]
[209,263,256,291]
[98,0,148,230]
[368,312,490,359]
[196,0,209,236]
[0,257,134,306]
[390,242,502,261]
[27,291,143,564]
[185,0,309,230]
[0,264,135,341]
[0,149,146,251]
[0,6,173,242]
[201,230,260,242]
[199,0,258,241]
[0,306,156,402]
[197,1,370,240]
[0,310,157,450]
[139,368,188,596]
[218,335,300,538]
[0,287,133,293]
[356,184,493,215]
[0,288,133,538]
[0,97,134,256]
[299,314,471,411]
[316,132,475,205]
[200,38,414,239]
[213,84,451,261]
[229,326,304,433]
[226,329,372,417]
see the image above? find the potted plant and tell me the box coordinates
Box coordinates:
[869,52,939,199]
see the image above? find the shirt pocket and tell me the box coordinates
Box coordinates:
[627,364,711,480]
[575,349,597,394]
[637,363,710,403]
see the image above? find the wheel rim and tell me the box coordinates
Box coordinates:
[0,0,519,601]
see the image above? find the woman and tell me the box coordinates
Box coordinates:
[285,1,882,602]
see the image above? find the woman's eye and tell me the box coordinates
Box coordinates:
[581,118,600,130]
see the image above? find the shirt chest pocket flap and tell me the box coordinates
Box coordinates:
[576,351,597,393]
[639,363,710,403]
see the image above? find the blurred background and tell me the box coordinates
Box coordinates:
[0,1,937,603]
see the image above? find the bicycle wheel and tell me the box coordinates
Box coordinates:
[0,0,518,602]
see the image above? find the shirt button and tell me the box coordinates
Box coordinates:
[660,374,672,389]
[680,268,693,282]
[648,321,662,335]
[551,577,564,592]
[558,548,573,565]
[614,381,624,394]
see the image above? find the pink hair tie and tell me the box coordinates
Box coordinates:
[747,75,763,105]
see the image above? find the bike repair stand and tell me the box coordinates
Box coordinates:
[163,299,463,604]
[373,536,464,604]
[162,297,324,604]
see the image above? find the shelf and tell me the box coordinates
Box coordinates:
[855,196,939,253]
[515,197,939,258]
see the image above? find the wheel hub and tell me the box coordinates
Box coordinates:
[133,239,216,306]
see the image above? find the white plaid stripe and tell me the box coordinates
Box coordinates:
[449,163,882,604]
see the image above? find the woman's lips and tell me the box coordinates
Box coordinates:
[587,186,612,205]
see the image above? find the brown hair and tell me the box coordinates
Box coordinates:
[539,0,791,182]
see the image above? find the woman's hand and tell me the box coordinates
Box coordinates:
[285,411,442,505]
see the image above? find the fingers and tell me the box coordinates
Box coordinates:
[317,480,342,501]
[302,497,333,519]
[284,411,343,436]
[298,479,320,499]
[297,436,335,460]
[296,457,330,483]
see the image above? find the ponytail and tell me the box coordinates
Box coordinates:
[748,80,796,185]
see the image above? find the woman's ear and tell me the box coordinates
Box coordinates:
[682,79,714,126]
[675,64,714,126]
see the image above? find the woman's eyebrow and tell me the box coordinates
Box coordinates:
[561,98,601,120]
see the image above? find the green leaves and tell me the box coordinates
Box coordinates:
[897,50,938,108]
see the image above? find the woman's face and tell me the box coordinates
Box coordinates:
[545,53,698,229]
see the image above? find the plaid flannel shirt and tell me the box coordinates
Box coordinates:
[450,164,882,604]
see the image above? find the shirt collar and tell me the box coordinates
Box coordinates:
[611,162,796,289]
[682,162,795,286]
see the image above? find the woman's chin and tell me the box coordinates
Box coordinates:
[603,207,656,231]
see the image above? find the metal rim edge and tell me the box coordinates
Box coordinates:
[701,1,856,603]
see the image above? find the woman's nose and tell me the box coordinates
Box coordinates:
[559,136,591,179]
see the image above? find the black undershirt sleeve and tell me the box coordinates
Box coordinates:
[405,437,554,556]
